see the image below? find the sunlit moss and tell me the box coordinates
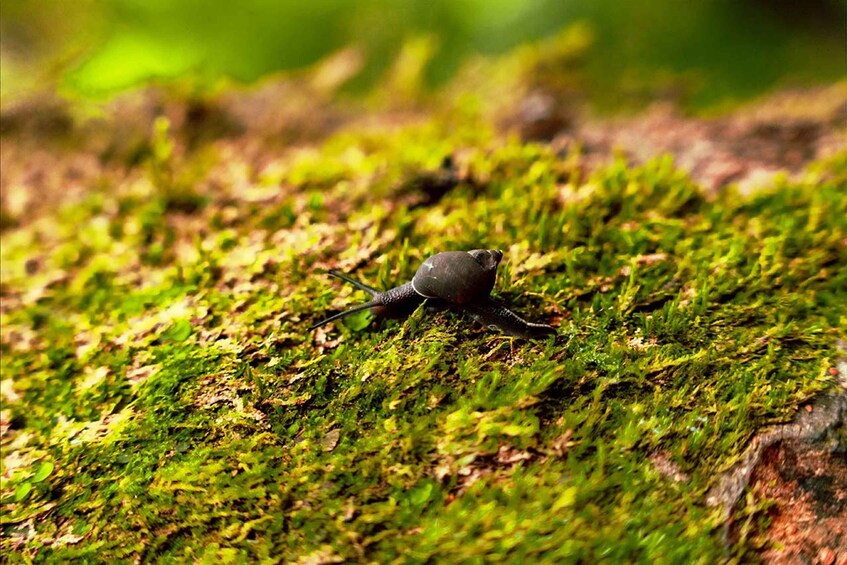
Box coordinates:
[1,104,845,562]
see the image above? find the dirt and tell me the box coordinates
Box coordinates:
[740,440,847,564]
[552,83,847,192]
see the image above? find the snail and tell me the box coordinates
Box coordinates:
[310,249,556,339]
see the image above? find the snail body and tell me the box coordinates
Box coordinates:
[310,249,555,339]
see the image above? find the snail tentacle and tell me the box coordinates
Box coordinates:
[310,279,424,330]
[327,270,380,297]
[308,300,381,330]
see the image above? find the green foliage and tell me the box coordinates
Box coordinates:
[1,115,845,561]
[3,1,844,110]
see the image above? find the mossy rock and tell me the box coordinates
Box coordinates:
[1,82,845,562]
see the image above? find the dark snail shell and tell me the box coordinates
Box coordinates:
[411,249,502,304]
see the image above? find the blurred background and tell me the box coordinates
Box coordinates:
[2,0,845,112]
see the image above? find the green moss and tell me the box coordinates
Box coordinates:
[1,111,844,562]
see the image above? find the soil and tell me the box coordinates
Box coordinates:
[741,440,847,564]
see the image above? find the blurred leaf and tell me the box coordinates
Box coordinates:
[551,486,578,512]
[14,482,32,502]
[409,481,434,506]
[344,310,373,332]
[161,319,193,342]
[322,429,341,452]
[32,461,54,483]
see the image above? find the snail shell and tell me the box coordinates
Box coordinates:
[411,249,502,304]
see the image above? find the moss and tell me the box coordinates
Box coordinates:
[1,100,845,562]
